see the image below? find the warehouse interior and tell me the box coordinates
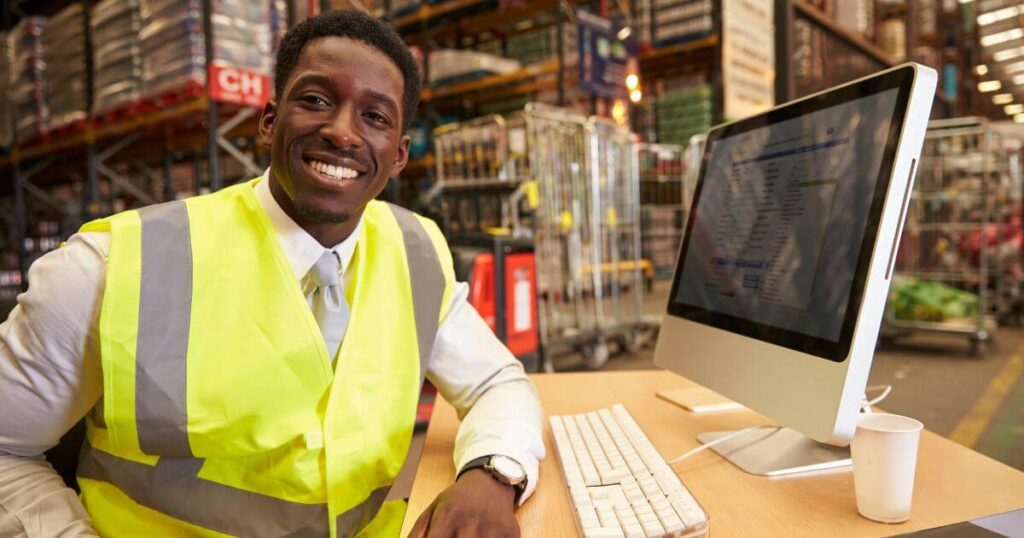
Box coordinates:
[2,0,1024,535]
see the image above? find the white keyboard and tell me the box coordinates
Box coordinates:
[550,405,709,538]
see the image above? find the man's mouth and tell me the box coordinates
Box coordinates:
[305,157,361,181]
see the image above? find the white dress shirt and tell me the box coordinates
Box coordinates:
[0,177,545,536]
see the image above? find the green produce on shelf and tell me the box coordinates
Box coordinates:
[889,277,979,322]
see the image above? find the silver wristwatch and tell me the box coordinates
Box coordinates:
[458,455,527,502]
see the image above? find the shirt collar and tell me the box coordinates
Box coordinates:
[254,171,363,281]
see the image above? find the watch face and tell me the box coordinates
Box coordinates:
[491,456,526,482]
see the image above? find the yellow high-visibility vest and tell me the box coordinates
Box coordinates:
[74,179,454,537]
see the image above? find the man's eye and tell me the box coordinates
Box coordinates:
[301,95,329,106]
[366,112,391,125]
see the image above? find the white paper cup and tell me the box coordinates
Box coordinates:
[850,413,924,523]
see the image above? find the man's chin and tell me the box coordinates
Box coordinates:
[294,202,352,224]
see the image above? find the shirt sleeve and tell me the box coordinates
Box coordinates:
[425,281,546,505]
[0,232,108,536]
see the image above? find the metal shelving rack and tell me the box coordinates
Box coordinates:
[0,0,284,303]
[884,117,1022,353]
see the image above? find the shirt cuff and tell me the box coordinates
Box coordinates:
[454,441,540,507]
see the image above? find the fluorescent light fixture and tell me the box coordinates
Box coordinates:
[1014,74,1024,84]
[630,89,642,103]
[976,64,989,75]
[978,5,1021,26]
[994,46,1024,61]
[994,93,1015,104]
[1005,61,1024,73]
[978,80,1003,92]
[1015,113,1024,123]
[1005,104,1024,115]
[981,28,1024,47]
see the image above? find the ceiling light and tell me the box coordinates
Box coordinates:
[994,93,1015,104]
[1015,113,1024,123]
[626,74,639,89]
[1005,104,1024,115]
[1005,61,1024,73]
[630,89,642,103]
[1013,74,1024,84]
[978,80,1003,92]
[994,46,1024,61]
[981,28,1024,47]
[978,5,1021,26]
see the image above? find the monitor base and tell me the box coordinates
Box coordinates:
[697,427,851,476]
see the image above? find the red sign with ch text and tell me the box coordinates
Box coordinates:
[209,65,271,108]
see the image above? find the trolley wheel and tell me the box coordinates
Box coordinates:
[621,328,653,354]
[582,341,610,370]
[969,334,989,357]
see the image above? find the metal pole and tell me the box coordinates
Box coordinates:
[202,0,221,191]
[557,0,565,107]
[773,0,793,105]
[13,165,28,291]
[85,143,100,218]
[163,150,175,201]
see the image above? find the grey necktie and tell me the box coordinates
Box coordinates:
[307,250,350,361]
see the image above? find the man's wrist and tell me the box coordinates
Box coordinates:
[457,455,528,506]
[457,468,517,507]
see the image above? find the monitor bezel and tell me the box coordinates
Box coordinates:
[666,65,916,362]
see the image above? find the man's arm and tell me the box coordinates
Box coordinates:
[409,281,545,536]
[0,233,108,536]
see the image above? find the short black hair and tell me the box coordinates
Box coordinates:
[274,10,421,132]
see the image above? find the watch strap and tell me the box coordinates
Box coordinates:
[456,455,528,505]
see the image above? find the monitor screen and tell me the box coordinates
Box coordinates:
[668,68,913,362]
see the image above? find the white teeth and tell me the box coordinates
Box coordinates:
[309,159,360,180]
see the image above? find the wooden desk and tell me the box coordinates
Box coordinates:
[401,370,1024,536]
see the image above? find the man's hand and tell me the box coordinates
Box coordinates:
[408,468,520,537]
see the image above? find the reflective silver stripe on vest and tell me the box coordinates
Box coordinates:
[78,442,330,537]
[387,203,446,382]
[335,486,389,537]
[136,201,194,457]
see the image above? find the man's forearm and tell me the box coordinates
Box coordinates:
[0,454,97,537]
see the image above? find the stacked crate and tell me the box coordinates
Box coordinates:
[654,83,712,145]
[651,0,712,47]
[0,31,11,148]
[139,0,271,98]
[9,16,48,142]
[44,4,89,129]
[92,0,145,114]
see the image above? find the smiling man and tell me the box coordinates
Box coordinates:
[0,10,544,538]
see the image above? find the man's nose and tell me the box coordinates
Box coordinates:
[319,110,363,149]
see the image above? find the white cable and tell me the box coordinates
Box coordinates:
[861,384,893,414]
[667,425,777,465]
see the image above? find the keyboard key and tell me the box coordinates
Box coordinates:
[584,527,625,538]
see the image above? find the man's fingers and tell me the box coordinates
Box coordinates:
[407,503,434,538]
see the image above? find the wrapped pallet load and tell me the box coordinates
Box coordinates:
[139,0,271,101]
[9,16,48,142]
[92,0,144,114]
[44,3,88,129]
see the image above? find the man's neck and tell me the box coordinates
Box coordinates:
[267,174,360,248]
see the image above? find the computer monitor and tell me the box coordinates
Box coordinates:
[653,63,937,475]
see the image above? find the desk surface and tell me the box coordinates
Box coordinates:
[401,370,1024,537]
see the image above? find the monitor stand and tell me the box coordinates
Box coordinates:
[697,427,851,476]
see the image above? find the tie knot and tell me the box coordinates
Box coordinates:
[309,251,341,289]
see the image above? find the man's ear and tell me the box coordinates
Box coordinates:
[258,99,278,148]
[389,135,412,177]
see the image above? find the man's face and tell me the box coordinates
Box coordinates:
[259,36,410,225]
